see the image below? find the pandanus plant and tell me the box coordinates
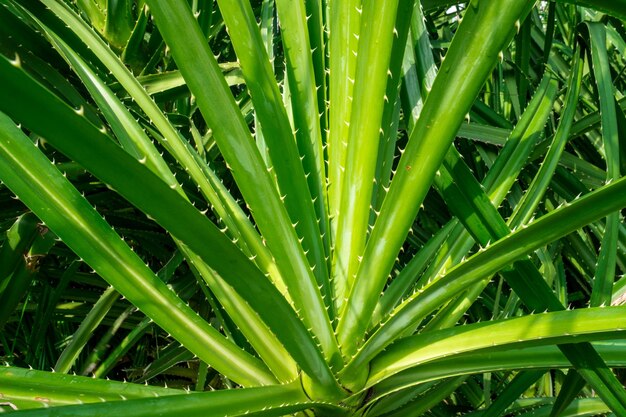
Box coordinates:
[1,0,626,415]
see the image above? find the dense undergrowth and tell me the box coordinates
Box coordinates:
[1,0,626,415]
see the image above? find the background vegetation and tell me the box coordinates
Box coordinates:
[1,0,626,415]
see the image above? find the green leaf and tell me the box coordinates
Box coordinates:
[54,287,120,374]
[273,0,331,283]
[336,0,537,362]
[342,172,626,377]
[332,0,403,321]
[0,54,339,396]
[104,0,133,51]
[422,0,626,21]
[372,222,455,326]
[582,22,621,308]
[0,109,275,387]
[327,0,361,248]
[2,379,329,417]
[367,306,626,386]
[4,4,298,383]
[26,10,297,381]
[0,365,182,408]
[549,370,588,417]
[30,0,273,280]
[483,371,545,417]
[368,341,626,401]
[143,1,341,378]
[215,0,333,327]
[509,47,584,227]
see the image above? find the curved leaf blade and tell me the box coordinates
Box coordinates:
[0,111,274,387]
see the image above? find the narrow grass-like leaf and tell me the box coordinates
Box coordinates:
[549,370,588,417]
[514,17,532,112]
[29,0,272,279]
[215,0,333,324]
[583,22,621,308]
[9,6,297,382]
[26,261,80,366]
[368,306,626,386]
[342,172,626,377]
[0,57,340,396]
[337,0,537,360]
[483,371,546,417]
[0,365,182,408]
[369,341,626,401]
[510,47,584,227]
[93,316,152,379]
[80,302,135,376]
[376,377,466,417]
[135,342,194,383]
[370,0,415,229]
[333,0,402,321]
[54,287,119,374]
[4,380,328,417]
[327,0,361,249]
[0,110,275,387]
[144,1,341,375]
[273,0,330,273]
[372,222,455,326]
